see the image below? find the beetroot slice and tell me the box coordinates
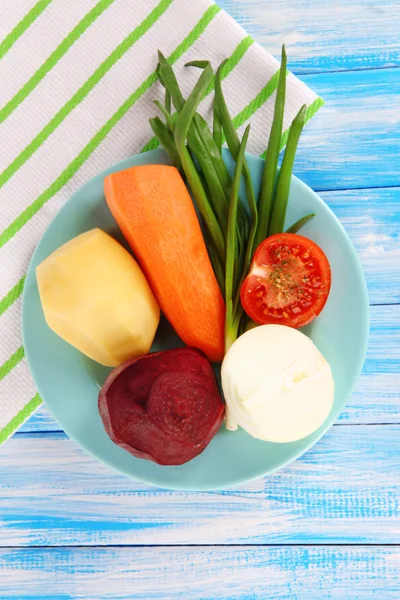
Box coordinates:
[98,348,224,466]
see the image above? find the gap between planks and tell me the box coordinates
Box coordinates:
[292,65,400,77]
[12,420,400,438]
[2,544,400,550]
[315,184,400,194]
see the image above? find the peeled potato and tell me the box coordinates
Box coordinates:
[37,228,160,367]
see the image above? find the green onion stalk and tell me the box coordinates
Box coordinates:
[150,46,313,354]
[225,125,250,352]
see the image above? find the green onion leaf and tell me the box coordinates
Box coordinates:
[225,125,250,352]
[149,116,182,173]
[255,45,287,247]
[215,60,257,270]
[268,103,306,235]
[286,213,316,234]
[174,64,226,263]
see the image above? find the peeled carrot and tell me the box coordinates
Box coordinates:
[104,164,225,362]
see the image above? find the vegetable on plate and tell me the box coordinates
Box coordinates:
[36,229,160,367]
[221,324,334,442]
[99,348,224,465]
[240,233,331,328]
[150,45,320,349]
[95,46,333,463]
[33,44,337,472]
[104,164,225,363]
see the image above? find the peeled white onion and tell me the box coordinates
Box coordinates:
[221,324,334,443]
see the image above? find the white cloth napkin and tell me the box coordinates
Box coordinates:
[0,0,323,443]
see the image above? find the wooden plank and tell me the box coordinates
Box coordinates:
[222,67,400,190]
[1,546,400,599]
[289,68,400,191]
[1,424,399,547]
[20,303,400,433]
[344,305,400,424]
[19,404,54,433]
[219,0,400,73]
[321,187,400,306]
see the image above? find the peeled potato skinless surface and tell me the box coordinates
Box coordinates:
[36,228,160,367]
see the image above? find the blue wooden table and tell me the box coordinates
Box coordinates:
[1,1,399,597]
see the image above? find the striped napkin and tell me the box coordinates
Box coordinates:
[0,0,323,443]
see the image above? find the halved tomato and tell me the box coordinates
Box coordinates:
[240,233,331,328]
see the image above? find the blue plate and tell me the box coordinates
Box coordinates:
[22,150,369,490]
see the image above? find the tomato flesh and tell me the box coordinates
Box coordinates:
[240,233,331,328]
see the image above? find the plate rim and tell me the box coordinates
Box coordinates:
[22,149,370,491]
